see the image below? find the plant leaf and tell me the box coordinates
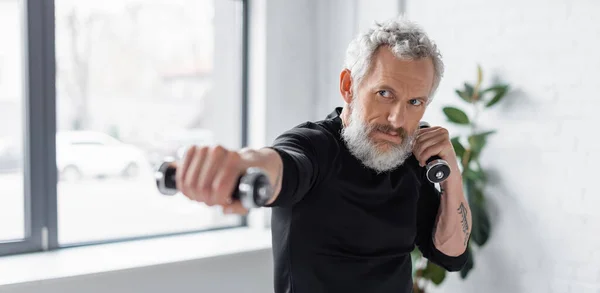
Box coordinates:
[461,149,473,170]
[473,65,483,101]
[411,248,422,277]
[468,187,491,246]
[464,167,485,182]
[443,107,470,124]
[476,65,483,88]
[455,89,472,103]
[451,136,465,158]
[484,85,509,107]
[460,246,474,279]
[422,261,446,285]
[467,130,496,158]
[464,83,474,99]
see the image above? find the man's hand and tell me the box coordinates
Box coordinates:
[175,145,250,215]
[413,126,458,169]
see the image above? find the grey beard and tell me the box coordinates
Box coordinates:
[341,103,415,173]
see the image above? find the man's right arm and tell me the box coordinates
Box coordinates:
[176,125,330,214]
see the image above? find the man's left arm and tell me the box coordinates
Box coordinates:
[413,125,472,269]
[431,171,472,256]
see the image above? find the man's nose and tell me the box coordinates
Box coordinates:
[387,104,407,129]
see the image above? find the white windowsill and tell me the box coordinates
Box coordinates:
[0,227,272,287]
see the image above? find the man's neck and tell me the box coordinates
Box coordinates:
[340,105,350,128]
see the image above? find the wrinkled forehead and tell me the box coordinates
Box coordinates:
[366,47,435,95]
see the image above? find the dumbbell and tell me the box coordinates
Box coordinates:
[154,160,273,209]
[419,121,451,184]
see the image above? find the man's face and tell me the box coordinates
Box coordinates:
[341,46,434,172]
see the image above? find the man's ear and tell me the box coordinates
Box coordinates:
[339,69,353,104]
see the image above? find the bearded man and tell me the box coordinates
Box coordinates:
[175,17,472,293]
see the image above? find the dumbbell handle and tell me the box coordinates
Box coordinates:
[419,121,451,184]
[154,161,273,209]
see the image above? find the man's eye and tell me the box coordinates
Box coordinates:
[377,90,392,98]
[409,99,423,106]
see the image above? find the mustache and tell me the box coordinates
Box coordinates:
[369,124,409,138]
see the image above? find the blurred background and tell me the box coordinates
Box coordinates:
[0,0,598,292]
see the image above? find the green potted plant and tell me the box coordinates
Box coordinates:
[411,65,510,293]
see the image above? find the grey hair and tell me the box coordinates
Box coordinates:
[343,16,444,105]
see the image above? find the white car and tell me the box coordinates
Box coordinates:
[56,131,147,181]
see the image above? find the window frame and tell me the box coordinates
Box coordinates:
[0,0,250,257]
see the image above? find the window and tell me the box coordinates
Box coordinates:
[0,0,25,243]
[0,0,248,256]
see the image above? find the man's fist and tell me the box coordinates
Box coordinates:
[175,145,249,215]
[413,126,456,168]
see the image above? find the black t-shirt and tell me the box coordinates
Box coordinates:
[266,107,468,293]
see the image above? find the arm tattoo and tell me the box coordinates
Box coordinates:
[457,203,469,246]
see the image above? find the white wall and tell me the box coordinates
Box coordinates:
[314,0,402,121]
[248,0,319,146]
[313,0,357,120]
[403,1,600,293]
